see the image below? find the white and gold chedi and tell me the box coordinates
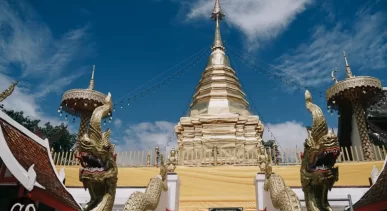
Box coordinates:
[174,0,264,164]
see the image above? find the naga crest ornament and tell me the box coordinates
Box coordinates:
[301,90,340,211]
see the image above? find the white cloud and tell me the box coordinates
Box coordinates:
[116,121,177,152]
[184,0,311,48]
[114,119,122,128]
[0,0,93,125]
[275,6,387,88]
[0,74,61,126]
[263,121,307,149]
[263,121,338,150]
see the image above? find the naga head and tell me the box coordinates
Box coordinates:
[78,93,117,186]
[302,90,340,189]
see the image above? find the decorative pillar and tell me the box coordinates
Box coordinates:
[352,101,374,160]
[212,145,218,166]
[273,144,279,166]
[77,112,91,141]
[326,52,381,161]
[155,147,160,167]
[167,173,180,211]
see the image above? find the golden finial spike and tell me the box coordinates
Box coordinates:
[331,68,339,84]
[343,51,353,78]
[91,65,95,80]
[211,0,225,52]
[0,81,18,103]
[87,65,95,90]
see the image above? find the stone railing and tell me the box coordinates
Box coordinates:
[52,144,387,167]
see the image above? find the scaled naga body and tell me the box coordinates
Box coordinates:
[301,90,340,211]
[124,155,168,211]
[264,165,302,211]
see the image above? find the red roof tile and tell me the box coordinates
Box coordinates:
[0,119,81,210]
[353,163,387,209]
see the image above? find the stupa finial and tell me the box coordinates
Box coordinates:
[343,51,353,78]
[210,0,225,52]
[88,65,95,90]
[331,67,339,84]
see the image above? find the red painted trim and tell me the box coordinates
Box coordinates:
[259,208,267,211]
[30,188,78,211]
[18,186,25,198]
[0,163,5,179]
[355,200,387,211]
[0,165,16,183]
[0,164,17,183]
[1,177,17,183]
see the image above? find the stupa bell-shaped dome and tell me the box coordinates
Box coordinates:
[189,0,250,117]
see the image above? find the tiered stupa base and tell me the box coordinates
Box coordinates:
[175,113,264,166]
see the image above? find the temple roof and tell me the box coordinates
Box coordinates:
[353,157,387,209]
[189,0,251,117]
[367,89,387,119]
[0,110,81,210]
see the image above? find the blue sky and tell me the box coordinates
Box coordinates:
[0,0,386,151]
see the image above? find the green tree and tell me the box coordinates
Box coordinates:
[262,139,275,148]
[0,104,76,152]
[40,122,76,152]
[0,105,40,132]
[262,139,281,164]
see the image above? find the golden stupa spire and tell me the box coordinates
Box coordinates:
[87,65,95,90]
[0,81,18,103]
[210,0,225,52]
[343,51,353,78]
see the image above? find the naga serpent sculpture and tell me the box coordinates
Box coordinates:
[264,164,302,211]
[77,93,168,211]
[77,92,118,211]
[301,90,340,211]
[124,154,168,211]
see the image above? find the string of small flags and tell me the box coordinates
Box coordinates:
[162,81,198,153]
[227,45,343,118]
[113,47,209,104]
[112,49,210,113]
[225,44,326,100]
[57,47,209,126]
[229,55,287,155]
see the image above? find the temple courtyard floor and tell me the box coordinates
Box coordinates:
[57,161,383,211]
